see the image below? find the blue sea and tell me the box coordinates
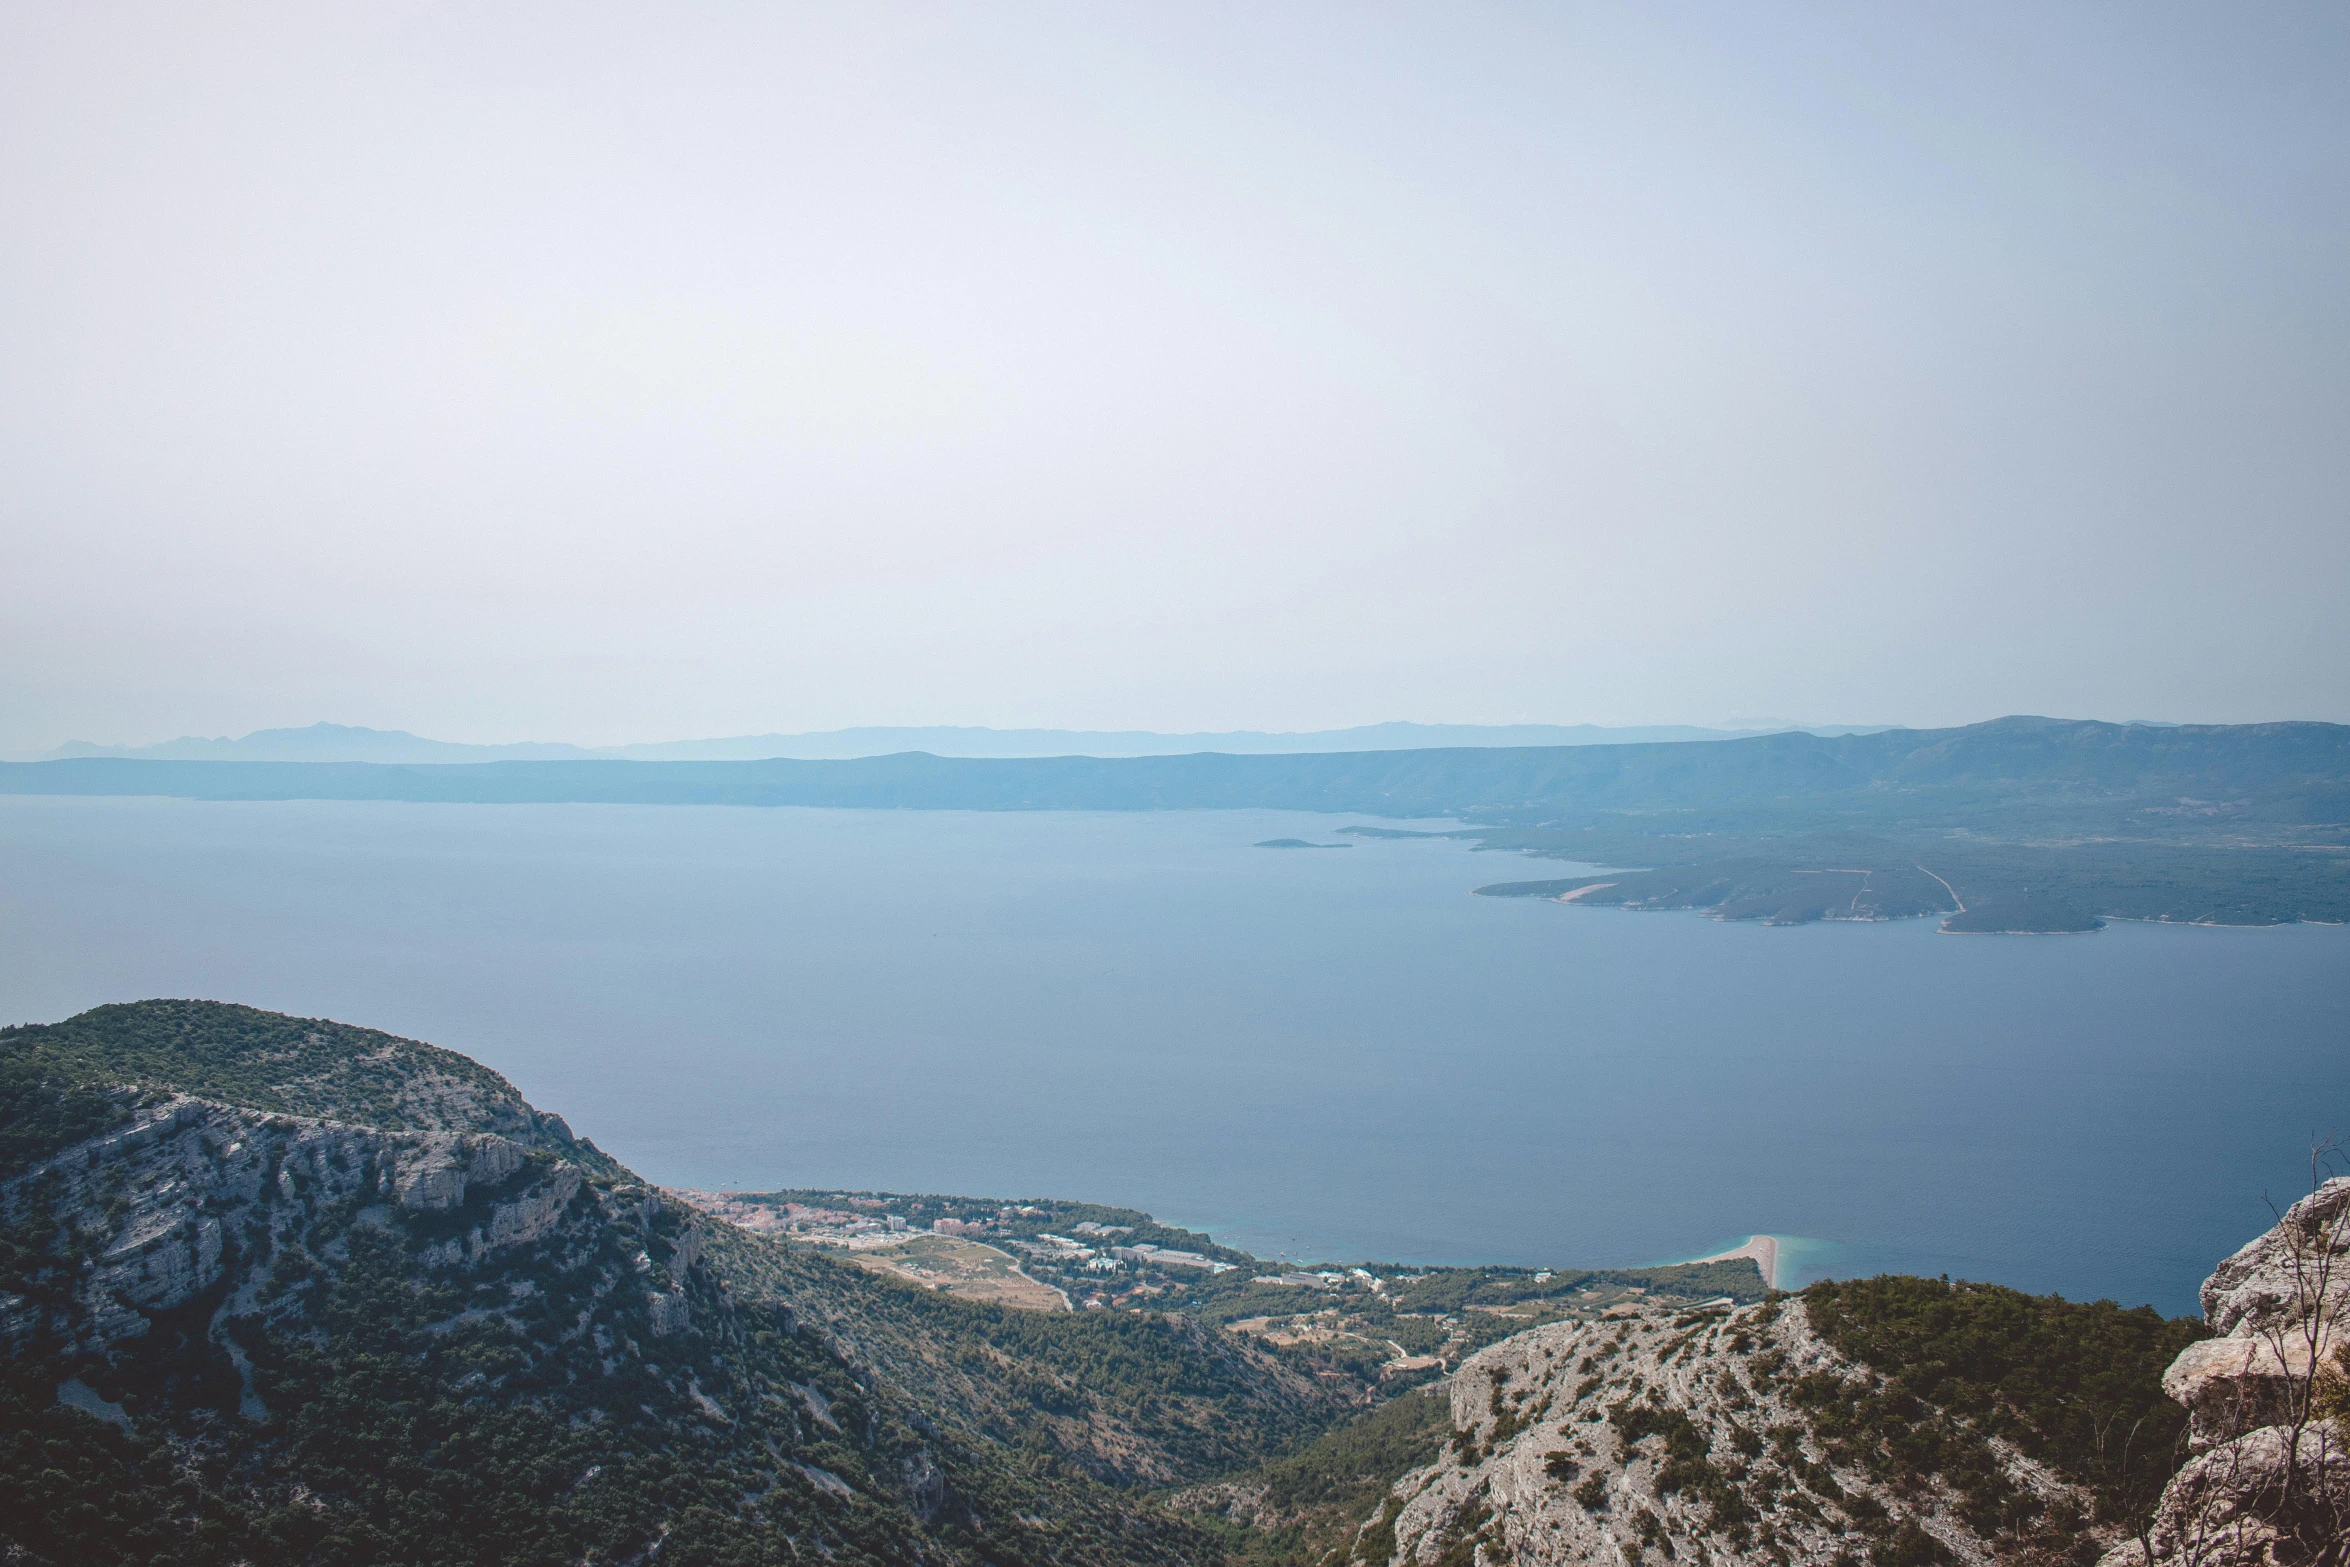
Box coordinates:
[3,794,2343,1316]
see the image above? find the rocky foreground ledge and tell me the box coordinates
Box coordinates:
[2100,1176,2350,1567]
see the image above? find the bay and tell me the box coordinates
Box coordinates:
[2,793,2343,1315]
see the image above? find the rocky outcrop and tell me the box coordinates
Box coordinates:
[0,1071,1028,1564]
[390,1131,526,1211]
[2112,1425,2350,1567]
[483,1160,582,1248]
[2101,1177,2350,1567]
[1365,1297,2093,1566]
[2165,1337,2311,1452]
[2204,1181,2350,1338]
[0,1094,593,1357]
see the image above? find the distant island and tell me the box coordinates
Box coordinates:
[1472,865,2116,935]
[1254,837,1353,849]
[3,716,2343,934]
[26,717,1866,764]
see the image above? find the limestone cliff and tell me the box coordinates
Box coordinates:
[0,1064,956,1562]
[2,1095,601,1362]
[2103,1177,2350,1567]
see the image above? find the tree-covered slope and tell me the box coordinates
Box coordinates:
[0,1001,1355,1566]
[701,1224,1357,1489]
[0,1001,600,1159]
[1797,1276,2207,1536]
[1357,1284,2208,1567]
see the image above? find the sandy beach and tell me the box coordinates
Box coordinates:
[1691,1234,1779,1290]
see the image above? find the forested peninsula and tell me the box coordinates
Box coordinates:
[4,716,2344,933]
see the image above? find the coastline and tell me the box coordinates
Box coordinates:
[1689,1234,1779,1290]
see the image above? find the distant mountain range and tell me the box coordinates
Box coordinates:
[34,718,1896,764]
[16,716,2326,818]
[42,722,591,764]
[10,716,2342,931]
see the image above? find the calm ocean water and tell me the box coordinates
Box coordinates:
[3,794,2343,1316]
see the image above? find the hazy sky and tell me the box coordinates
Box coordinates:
[4,3,2345,750]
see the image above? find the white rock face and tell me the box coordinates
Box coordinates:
[2163,1337,2316,1452]
[0,1094,596,1358]
[1369,1298,2089,1567]
[393,1133,528,1211]
[2104,1424,2350,1567]
[669,1217,706,1276]
[484,1164,583,1252]
[2101,1177,2350,1567]
[2202,1179,2350,1339]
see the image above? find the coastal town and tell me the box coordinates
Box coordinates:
[667,1186,1770,1380]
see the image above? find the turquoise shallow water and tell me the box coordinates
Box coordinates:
[1652,1235,1845,1291]
[1767,1237,1854,1292]
[3,794,2344,1316]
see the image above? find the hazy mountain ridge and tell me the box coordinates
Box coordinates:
[14,716,2340,817]
[44,724,597,764]
[7,718,2344,931]
[35,719,1861,765]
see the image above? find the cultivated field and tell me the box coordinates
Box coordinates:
[845,1234,1071,1311]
